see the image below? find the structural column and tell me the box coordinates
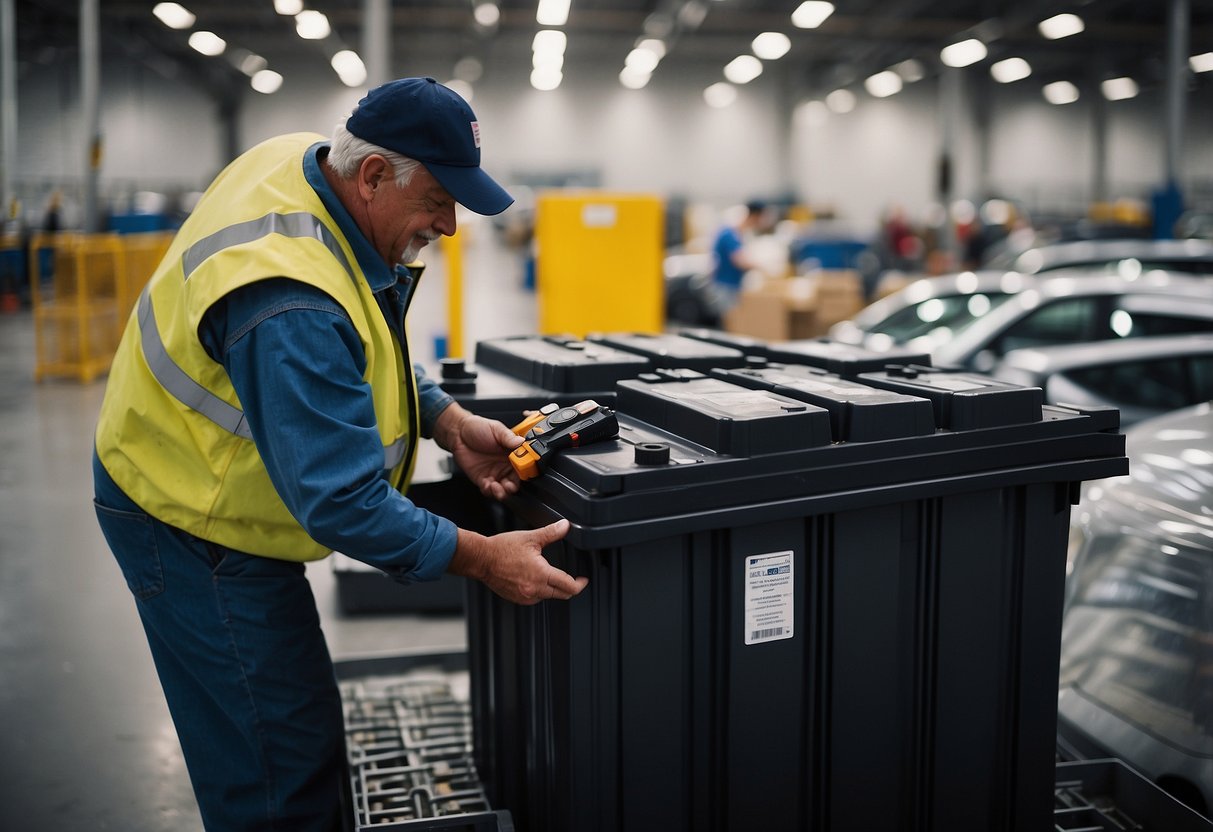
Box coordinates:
[0,0,16,218]
[81,0,101,233]
[363,0,391,87]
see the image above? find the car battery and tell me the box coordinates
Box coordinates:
[678,328,931,377]
[586,332,750,372]
[466,370,1129,832]
[860,363,1045,430]
[435,335,651,426]
[713,363,935,442]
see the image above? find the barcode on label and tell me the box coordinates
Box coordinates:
[751,627,783,640]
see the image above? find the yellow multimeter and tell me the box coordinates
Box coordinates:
[508,400,619,480]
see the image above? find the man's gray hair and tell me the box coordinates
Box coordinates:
[329,122,423,187]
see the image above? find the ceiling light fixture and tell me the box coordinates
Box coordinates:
[1042,80,1079,105]
[1101,76,1138,101]
[531,66,563,91]
[238,51,268,76]
[152,2,195,29]
[791,1,834,29]
[825,88,855,113]
[533,29,567,53]
[940,38,987,68]
[331,50,367,87]
[295,10,330,39]
[1039,13,1084,40]
[894,59,924,83]
[251,69,283,94]
[620,66,651,90]
[1191,52,1213,73]
[990,57,1031,83]
[473,2,500,27]
[704,82,737,107]
[724,55,762,84]
[454,56,484,82]
[187,31,226,56]
[752,32,791,60]
[864,70,902,98]
[536,0,571,27]
[273,0,303,15]
[636,38,666,60]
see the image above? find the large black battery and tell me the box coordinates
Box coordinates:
[467,367,1128,832]
[434,336,651,425]
[678,328,932,377]
[586,332,750,372]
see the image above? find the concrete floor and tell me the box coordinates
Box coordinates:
[0,221,536,830]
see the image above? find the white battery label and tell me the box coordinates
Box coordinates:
[744,550,794,645]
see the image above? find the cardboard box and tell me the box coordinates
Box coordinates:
[725,271,864,340]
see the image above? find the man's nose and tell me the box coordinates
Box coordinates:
[436,204,457,237]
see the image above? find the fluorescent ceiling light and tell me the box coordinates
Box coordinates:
[188,31,225,56]
[990,57,1031,83]
[533,30,567,53]
[791,1,834,29]
[625,47,660,74]
[273,0,302,15]
[636,38,666,60]
[1043,80,1079,105]
[620,66,651,90]
[1101,77,1138,101]
[825,88,855,113]
[473,3,500,27]
[704,82,737,108]
[752,32,790,60]
[251,69,283,94]
[295,10,330,39]
[239,52,268,76]
[1191,52,1213,73]
[454,56,483,82]
[152,2,195,29]
[536,0,570,26]
[864,70,902,98]
[531,66,563,91]
[533,51,564,70]
[724,55,763,84]
[894,59,924,83]
[794,99,829,127]
[1039,14,1084,40]
[331,50,367,87]
[940,38,987,68]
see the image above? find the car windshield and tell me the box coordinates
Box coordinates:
[867,292,1014,343]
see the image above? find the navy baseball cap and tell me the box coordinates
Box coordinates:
[345,77,514,216]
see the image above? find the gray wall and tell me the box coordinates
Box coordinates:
[11,45,1213,235]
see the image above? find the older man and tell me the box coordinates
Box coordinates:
[92,77,585,831]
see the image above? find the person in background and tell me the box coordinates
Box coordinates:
[711,199,769,310]
[92,77,587,832]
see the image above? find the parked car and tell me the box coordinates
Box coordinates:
[1059,402,1213,817]
[829,270,1034,351]
[932,273,1213,371]
[993,334,1213,427]
[983,237,1213,277]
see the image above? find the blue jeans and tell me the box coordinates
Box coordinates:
[92,452,352,832]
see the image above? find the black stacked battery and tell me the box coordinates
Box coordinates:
[677,328,932,377]
[435,335,651,425]
[466,366,1129,832]
[586,332,750,372]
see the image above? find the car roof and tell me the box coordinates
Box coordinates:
[996,238,1213,273]
[933,271,1213,365]
[849,270,1031,327]
[1000,333,1213,377]
[1082,401,1213,553]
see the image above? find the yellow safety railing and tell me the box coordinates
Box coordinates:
[28,231,173,383]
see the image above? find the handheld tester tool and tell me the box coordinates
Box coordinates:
[508,400,619,480]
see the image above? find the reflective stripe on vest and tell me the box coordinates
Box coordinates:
[181,211,357,283]
[139,208,406,473]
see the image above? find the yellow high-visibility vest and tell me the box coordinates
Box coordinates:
[95,133,418,561]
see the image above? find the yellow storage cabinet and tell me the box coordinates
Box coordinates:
[535,192,664,337]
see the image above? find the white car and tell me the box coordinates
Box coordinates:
[1060,402,1213,818]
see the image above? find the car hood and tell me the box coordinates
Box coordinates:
[1084,402,1213,553]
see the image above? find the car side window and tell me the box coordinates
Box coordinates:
[1191,356,1213,402]
[1065,358,1190,410]
[993,297,1100,355]
[1118,311,1213,337]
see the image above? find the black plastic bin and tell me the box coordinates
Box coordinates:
[466,365,1129,832]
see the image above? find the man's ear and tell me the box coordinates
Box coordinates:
[356,154,390,201]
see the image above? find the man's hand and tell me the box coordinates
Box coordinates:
[433,403,523,500]
[449,521,587,605]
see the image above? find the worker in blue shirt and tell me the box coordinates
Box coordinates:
[711,199,769,309]
[92,77,586,831]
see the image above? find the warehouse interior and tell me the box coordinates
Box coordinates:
[2,0,1213,830]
